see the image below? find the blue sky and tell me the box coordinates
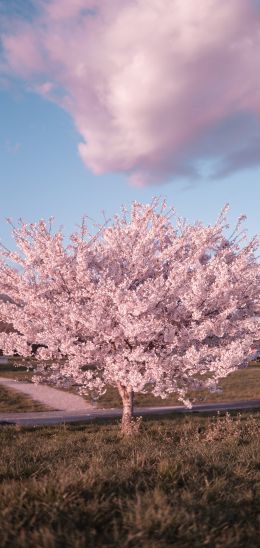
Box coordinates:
[1,87,260,250]
[1,1,260,251]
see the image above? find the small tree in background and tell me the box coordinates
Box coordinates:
[0,198,259,434]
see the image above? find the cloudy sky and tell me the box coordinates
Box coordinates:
[1,0,260,248]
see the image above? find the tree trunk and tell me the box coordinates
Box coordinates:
[117,382,134,435]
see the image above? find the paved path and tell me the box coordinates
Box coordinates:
[0,376,95,411]
[0,399,260,426]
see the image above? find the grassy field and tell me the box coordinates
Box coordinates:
[0,386,52,412]
[0,370,34,382]
[1,359,260,410]
[0,359,35,382]
[0,411,259,547]
[93,365,260,408]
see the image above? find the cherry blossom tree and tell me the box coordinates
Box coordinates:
[0,199,259,434]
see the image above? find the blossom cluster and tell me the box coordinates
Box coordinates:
[0,199,259,405]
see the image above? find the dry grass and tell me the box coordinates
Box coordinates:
[0,411,259,547]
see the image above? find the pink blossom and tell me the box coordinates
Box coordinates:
[0,199,259,432]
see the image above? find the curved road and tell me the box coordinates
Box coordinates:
[0,376,94,411]
[1,374,259,426]
[1,399,260,426]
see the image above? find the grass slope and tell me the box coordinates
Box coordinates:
[1,360,260,409]
[0,412,259,547]
[96,365,260,408]
[0,386,52,412]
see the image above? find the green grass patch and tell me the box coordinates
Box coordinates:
[1,359,260,409]
[95,366,260,409]
[0,386,52,412]
[0,412,259,547]
[0,370,34,382]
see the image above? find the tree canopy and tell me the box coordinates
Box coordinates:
[0,199,259,433]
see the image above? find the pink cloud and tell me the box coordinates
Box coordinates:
[44,0,94,20]
[3,25,46,75]
[1,0,260,185]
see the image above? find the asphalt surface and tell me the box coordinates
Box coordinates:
[1,399,260,426]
